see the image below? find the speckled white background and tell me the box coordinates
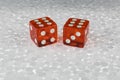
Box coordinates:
[0,0,120,80]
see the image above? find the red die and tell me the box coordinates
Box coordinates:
[29,17,58,47]
[63,18,89,48]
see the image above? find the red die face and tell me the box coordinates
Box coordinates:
[63,18,89,48]
[29,17,57,47]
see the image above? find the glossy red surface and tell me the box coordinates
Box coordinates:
[63,18,89,48]
[29,17,58,47]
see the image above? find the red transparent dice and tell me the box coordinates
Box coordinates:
[29,17,57,47]
[63,18,89,48]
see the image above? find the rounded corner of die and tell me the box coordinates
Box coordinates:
[86,21,90,26]
[45,16,50,18]
[68,18,73,21]
[29,20,32,23]
[86,19,90,23]
[43,16,51,20]
[29,20,34,24]
[53,21,57,26]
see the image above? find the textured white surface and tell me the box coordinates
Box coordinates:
[0,0,120,80]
